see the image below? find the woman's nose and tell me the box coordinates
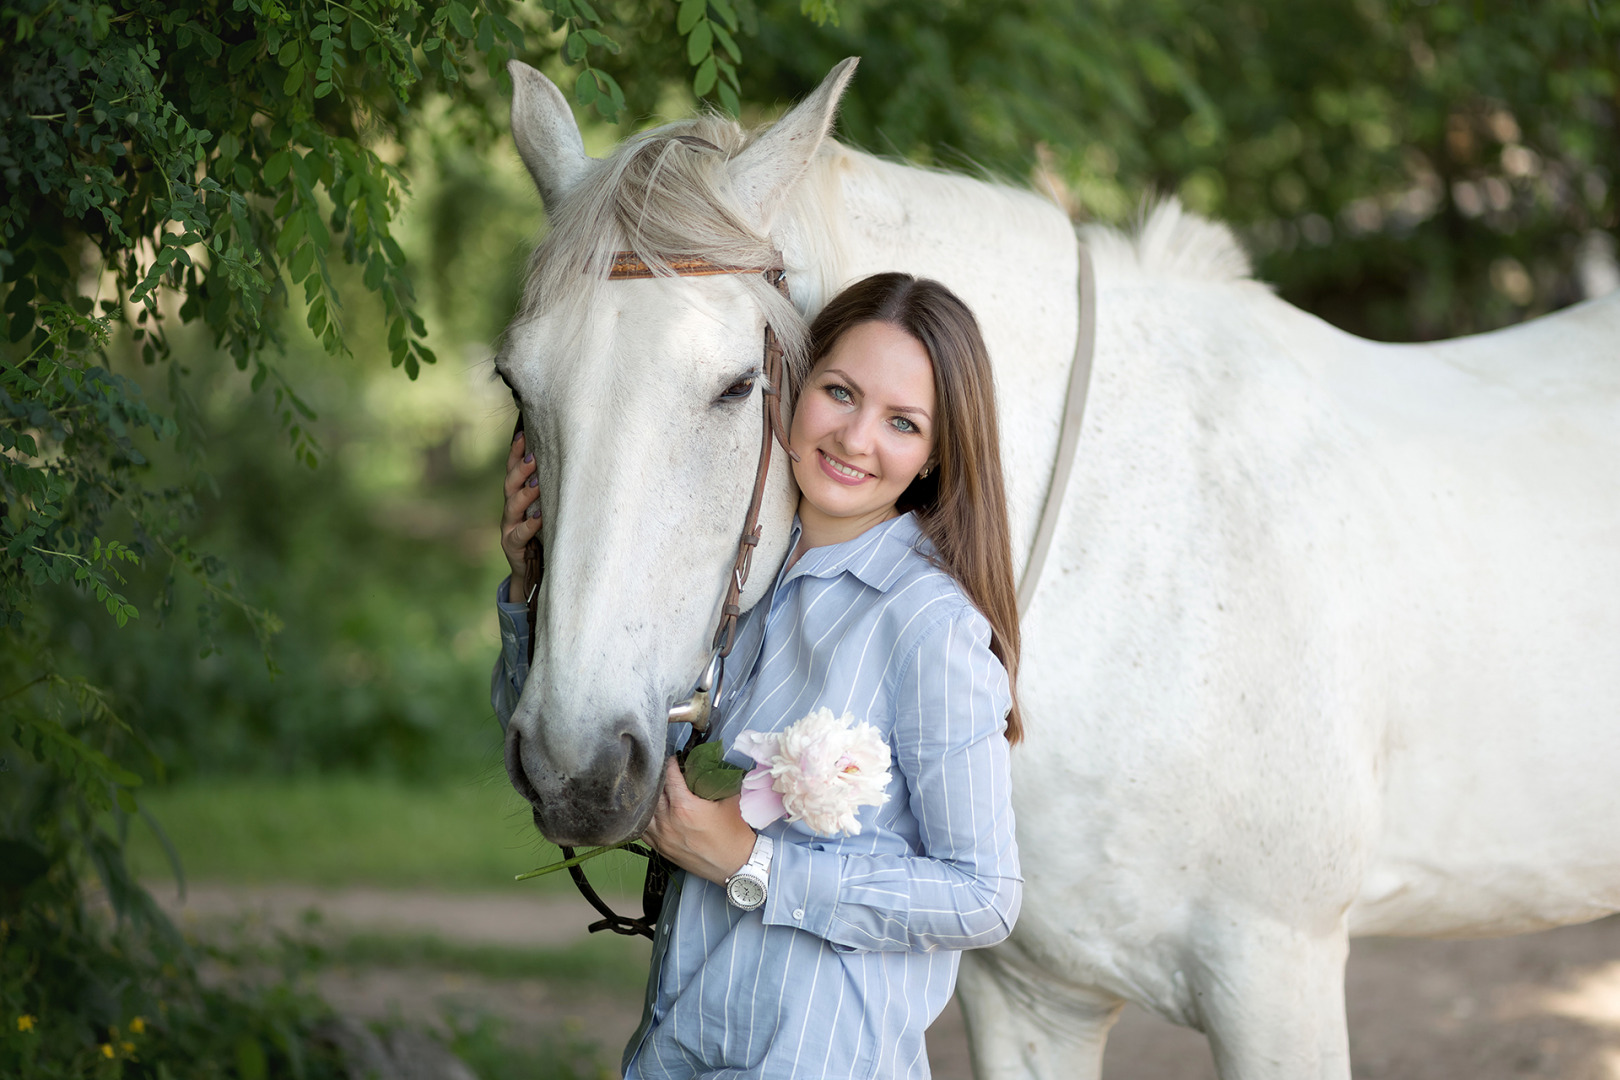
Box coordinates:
[836,409,877,454]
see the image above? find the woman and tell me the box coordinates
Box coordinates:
[495,273,1022,1079]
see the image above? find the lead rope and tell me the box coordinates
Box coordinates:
[522,258,794,939]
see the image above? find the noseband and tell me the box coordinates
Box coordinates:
[518,251,798,937]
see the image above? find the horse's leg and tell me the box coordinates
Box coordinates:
[1188,919,1351,1080]
[956,947,1125,1080]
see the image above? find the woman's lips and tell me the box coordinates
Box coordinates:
[817,449,870,486]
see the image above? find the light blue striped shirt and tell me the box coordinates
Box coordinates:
[495,512,1020,1079]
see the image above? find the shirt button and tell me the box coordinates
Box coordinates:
[793,908,805,920]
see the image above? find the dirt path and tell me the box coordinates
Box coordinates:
[157,884,1620,1078]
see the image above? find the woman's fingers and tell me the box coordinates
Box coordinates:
[504,444,537,498]
[501,477,540,528]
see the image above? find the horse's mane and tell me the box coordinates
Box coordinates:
[510,114,808,376]
[1084,199,1256,284]
[508,107,1255,375]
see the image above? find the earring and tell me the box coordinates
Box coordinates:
[919,465,933,479]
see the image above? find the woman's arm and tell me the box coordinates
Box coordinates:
[491,576,530,732]
[760,609,1021,953]
[646,607,1021,954]
[491,431,542,731]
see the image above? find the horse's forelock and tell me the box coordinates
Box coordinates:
[507,114,809,378]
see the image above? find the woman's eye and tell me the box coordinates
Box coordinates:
[827,384,852,403]
[719,378,755,401]
[892,416,917,434]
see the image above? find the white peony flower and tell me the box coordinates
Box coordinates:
[734,707,892,836]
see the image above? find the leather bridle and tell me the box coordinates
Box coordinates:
[517,251,799,938]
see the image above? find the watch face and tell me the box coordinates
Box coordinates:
[727,874,766,910]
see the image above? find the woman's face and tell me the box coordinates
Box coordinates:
[790,320,936,543]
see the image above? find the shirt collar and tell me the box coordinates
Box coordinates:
[780,512,928,594]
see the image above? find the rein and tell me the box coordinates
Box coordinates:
[522,252,796,938]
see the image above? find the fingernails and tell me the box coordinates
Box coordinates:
[526,475,538,488]
[523,452,533,463]
[525,504,541,520]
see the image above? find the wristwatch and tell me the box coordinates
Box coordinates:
[724,833,774,911]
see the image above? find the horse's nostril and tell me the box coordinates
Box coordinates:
[621,730,647,776]
[505,726,542,810]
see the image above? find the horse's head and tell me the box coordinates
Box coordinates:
[497,59,857,846]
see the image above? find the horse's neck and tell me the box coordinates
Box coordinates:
[778,144,1085,562]
[782,144,1078,305]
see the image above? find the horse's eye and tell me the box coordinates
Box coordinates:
[497,368,521,404]
[718,377,755,402]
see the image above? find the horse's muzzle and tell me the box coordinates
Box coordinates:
[503,720,659,847]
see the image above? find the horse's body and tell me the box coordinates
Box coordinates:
[497,59,1620,1079]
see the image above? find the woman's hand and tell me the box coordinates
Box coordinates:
[643,757,758,886]
[501,431,543,599]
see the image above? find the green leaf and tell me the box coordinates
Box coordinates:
[687,21,713,65]
[684,739,746,800]
[693,55,717,96]
[263,150,293,187]
[712,22,741,63]
[275,211,306,258]
[447,1,476,37]
[677,0,707,35]
[596,70,626,113]
[575,70,598,106]
[718,80,740,117]
[289,242,314,281]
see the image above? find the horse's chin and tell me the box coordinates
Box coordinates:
[504,721,661,848]
[529,800,654,849]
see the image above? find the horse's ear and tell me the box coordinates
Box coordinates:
[727,57,859,232]
[509,61,593,206]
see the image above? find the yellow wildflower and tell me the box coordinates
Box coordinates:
[101,1043,115,1058]
[17,1015,36,1032]
[129,1016,146,1034]
[121,1041,135,1054]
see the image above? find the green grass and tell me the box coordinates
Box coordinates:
[126,774,652,895]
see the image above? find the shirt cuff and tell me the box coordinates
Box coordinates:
[497,576,530,649]
[761,837,843,940]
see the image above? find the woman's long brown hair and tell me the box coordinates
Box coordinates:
[803,273,1024,742]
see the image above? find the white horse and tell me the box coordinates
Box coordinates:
[495,57,1620,1079]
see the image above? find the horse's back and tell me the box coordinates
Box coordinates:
[1034,268,1620,944]
[1214,287,1620,938]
